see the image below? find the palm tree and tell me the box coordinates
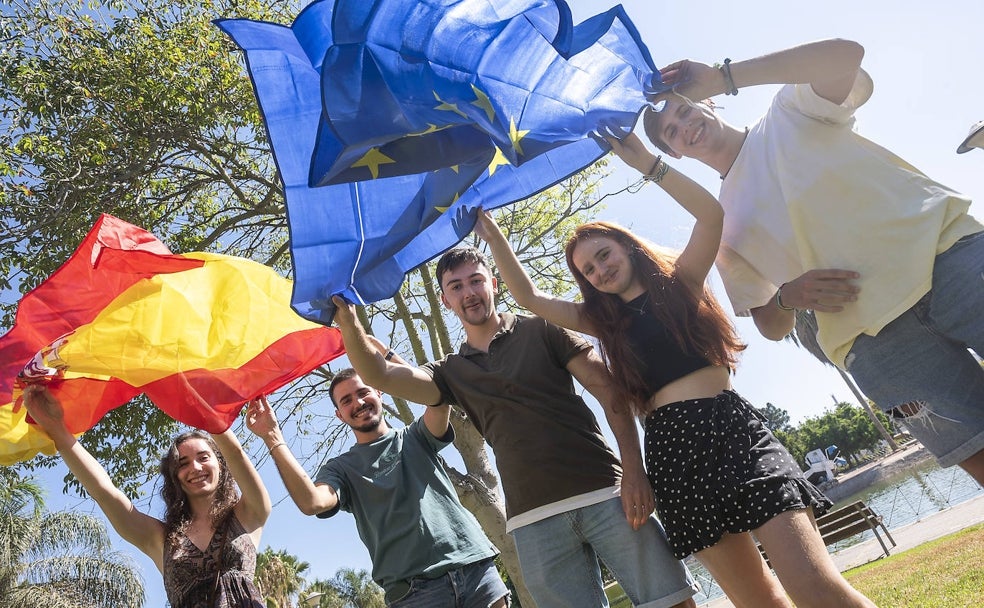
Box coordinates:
[788,310,899,451]
[0,472,144,608]
[255,547,311,608]
[329,568,384,608]
[298,579,346,608]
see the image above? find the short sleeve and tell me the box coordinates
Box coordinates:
[408,416,455,452]
[312,461,345,519]
[715,245,780,316]
[418,360,455,406]
[543,319,593,367]
[776,69,873,126]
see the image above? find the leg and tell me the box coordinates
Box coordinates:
[577,497,699,608]
[453,558,511,608]
[693,532,791,608]
[510,511,609,608]
[847,304,984,478]
[754,509,875,608]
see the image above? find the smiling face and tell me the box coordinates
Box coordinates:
[174,437,222,497]
[644,94,723,160]
[570,235,640,300]
[332,376,385,434]
[439,260,498,327]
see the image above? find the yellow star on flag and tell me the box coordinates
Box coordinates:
[508,118,530,156]
[352,148,396,179]
[433,91,468,119]
[470,84,496,122]
[487,147,511,176]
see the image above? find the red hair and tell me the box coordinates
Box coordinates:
[565,221,745,414]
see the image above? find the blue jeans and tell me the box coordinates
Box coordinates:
[388,557,509,608]
[847,230,984,466]
[510,497,698,608]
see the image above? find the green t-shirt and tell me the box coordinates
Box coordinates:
[314,419,496,599]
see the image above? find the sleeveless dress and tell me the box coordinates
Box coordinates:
[162,514,265,608]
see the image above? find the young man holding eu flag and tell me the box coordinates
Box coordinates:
[331,247,697,608]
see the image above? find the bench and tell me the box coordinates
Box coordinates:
[758,500,896,568]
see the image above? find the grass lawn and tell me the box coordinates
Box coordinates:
[844,522,984,607]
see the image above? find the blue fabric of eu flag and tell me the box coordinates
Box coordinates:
[216,0,662,324]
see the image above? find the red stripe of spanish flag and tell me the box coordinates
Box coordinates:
[0,215,345,464]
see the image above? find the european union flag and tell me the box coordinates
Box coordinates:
[216,0,661,323]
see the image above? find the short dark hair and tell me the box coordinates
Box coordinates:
[328,368,361,408]
[434,246,491,291]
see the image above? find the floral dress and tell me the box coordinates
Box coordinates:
[162,514,265,608]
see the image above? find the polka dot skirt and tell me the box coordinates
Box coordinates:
[643,390,833,560]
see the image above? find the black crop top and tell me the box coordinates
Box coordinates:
[622,292,712,398]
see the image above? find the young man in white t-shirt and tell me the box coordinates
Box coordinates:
[616,39,984,485]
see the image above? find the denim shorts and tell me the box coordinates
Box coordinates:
[510,496,698,608]
[388,557,509,608]
[846,230,984,467]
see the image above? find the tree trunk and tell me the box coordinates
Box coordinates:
[835,368,899,451]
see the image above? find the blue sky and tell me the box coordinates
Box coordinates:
[37,1,984,606]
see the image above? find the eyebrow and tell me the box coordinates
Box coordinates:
[178,450,210,462]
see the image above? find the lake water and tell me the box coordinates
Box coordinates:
[688,459,984,603]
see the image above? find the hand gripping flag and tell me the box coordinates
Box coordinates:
[216,0,663,323]
[0,214,345,464]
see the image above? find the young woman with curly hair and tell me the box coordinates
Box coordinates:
[23,385,270,608]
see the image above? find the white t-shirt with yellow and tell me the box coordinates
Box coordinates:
[716,70,982,367]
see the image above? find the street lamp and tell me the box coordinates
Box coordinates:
[300,592,324,607]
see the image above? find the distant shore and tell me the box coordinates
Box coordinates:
[821,442,934,503]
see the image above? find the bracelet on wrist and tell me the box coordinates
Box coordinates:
[720,58,738,96]
[268,441,287,454]
[775,283,795,311]
[642,156,669,184]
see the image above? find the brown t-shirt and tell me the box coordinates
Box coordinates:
[421,313,622,518]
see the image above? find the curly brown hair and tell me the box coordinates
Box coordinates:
[159,431,239,546]
[565,221,745,415]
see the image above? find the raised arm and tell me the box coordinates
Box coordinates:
[21,385,167,571]
[606,133,723,296]
[566,349,653,531]
[245,396,338,516]
[662,38,864,106]
[332,296,443,407]
[362,336,451,440]
[212,411,271,540]
[474,210,594,335]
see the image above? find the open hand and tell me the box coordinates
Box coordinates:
[781,269,860,312]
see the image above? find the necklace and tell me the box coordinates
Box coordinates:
[624,292,649,315]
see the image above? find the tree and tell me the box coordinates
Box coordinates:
[328,568,384,608]
[785,310,898,451]
[1,1,622,603]
[298,579,347,608]
[0,472,145,607]
[1,0,301,490]
[255,547,311,608]
[759,402,793,434]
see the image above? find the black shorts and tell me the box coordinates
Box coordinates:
[643,390,832,559]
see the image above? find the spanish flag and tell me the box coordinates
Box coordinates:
[0,215,345,464]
